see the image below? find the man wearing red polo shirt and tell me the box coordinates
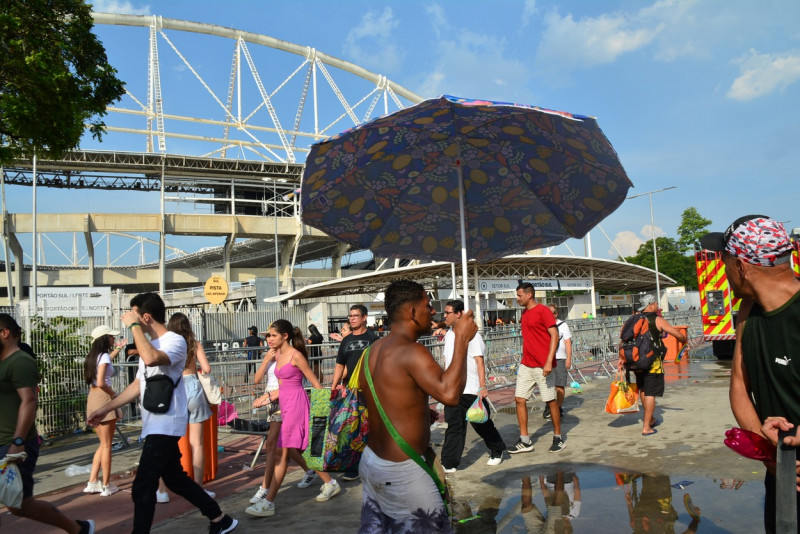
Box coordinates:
[507,283,563,454]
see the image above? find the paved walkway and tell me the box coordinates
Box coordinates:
[1,357,764,532]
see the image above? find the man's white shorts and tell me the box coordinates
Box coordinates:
[515,364,556,403]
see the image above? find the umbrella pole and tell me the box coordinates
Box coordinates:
[456,142,470,312]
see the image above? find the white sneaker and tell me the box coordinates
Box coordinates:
[297,470,318,488]
[205,489,216,499]
[156,490,170,503]
[443,466,457,474]
[487,452,503,466]
[249,486,268,504]
[315,480,341,502]
[245,498,275,517]
[100,484,119,497]
[83,480,102,494]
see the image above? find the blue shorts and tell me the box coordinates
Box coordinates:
[0,437,40,502]
[184,374,212,424]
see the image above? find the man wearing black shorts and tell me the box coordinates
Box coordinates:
[618,295,686,436]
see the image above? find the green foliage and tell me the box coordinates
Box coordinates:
[677,207,712,254]
[623,237,698,290]
[0,0,126,164]
[30,315,91,436]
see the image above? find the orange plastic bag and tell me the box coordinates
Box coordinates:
[605,372,639,414]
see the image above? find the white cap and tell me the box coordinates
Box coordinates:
[91,325,120,342]
[637,294,657,312]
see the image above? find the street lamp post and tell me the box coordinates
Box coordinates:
[262,177,282,298]
[627,186,677,306]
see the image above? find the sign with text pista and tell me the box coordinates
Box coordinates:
[204,275,228,305]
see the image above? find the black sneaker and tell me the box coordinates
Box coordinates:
[543,406,551,420]
[340,472,360,482]
[77,520,95,534]
[507,439,535,454]
[209,515,238,534]
[548,436,566,453]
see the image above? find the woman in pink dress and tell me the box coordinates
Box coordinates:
[248,319,341,517]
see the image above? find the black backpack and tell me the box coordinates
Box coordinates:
[619,313,665,371]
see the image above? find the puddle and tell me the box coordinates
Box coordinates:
[453,467,762,533]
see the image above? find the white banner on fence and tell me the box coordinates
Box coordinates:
[558,279,593,290]
[478,279,518,292]
[523,279,560,291]
[36,287,111,317]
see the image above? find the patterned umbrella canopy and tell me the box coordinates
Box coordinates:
[301,95,632,273]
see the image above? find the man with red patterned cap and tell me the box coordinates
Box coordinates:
[702,215,800,534]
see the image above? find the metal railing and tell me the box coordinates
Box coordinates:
[28,310,707,438]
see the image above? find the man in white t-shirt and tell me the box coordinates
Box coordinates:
[544,304,572,421]
[440,300,506,472]
[88,293,238,534]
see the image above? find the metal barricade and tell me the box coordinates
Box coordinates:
[28,311,710,439]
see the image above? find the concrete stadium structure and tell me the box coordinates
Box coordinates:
[0,13,670,311]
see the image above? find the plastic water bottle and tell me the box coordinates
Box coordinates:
[65,464,92,476]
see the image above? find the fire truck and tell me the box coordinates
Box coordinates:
[695,250,738,359]
[696,231,800,359]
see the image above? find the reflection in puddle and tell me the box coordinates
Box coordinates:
[620,473,698,534]
[453,468,758,533]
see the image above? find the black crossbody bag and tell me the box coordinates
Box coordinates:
[143,372,181,414]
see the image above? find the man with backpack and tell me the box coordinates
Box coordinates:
[545,304,572,421]
[618,294,687,436]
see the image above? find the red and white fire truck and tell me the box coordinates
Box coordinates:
[695,250,739,359]
[696,233,800,359]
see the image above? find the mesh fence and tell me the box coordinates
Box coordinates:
[12,306,706,438]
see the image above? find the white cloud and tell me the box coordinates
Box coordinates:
[521,0,537,28]
[531,0,730,83]
[91,0,150,15]
[535,11,658,73]
[343,7,404,74]
[641,224,666,239]
[417,26,533,101]
[610,230,644,258]
[609,225,665,258]
[425,3,448,39]
[727,49,800,101]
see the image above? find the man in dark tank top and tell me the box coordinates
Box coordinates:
[702,215,800,534]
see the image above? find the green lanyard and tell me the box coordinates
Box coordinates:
[363,346,449,513]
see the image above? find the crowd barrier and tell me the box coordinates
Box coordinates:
[37,310,708,440]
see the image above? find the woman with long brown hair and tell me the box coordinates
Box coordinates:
[83,324,124,496]
[156,312,214,503]
[245,319,340,517]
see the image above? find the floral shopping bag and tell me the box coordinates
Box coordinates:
[0,454,25,509]
[322,385,369,472]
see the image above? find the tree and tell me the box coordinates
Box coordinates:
[677,207,712,254]
[0,0,126,165]
[624,237,698,290]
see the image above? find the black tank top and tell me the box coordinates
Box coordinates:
[741,289,800,425]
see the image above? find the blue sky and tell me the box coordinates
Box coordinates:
[12,0,800,264]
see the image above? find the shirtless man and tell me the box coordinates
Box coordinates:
[357,280,477,533]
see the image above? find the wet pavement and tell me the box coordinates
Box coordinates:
[2,355,767,533]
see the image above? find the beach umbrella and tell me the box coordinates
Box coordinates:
[301,95,632,308]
